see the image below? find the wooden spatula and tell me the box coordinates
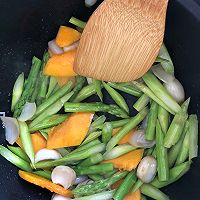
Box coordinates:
[74,0,169,82]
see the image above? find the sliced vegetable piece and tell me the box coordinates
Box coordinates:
[18,121,34,164]
[103,149,144,171]
[141,184,170,200]
[113,171,137,200]
[189,114,198,160]
[35,148,62,163]
[51,166,76,189]
[17,131,47,154]
[0,116,19,145]
[56,26,81,47]
[124,189,141,200]
[43,50,77,77]
[47,112,94,149]
[0,145,32,171]
[11,73,24,111]
[69,17,86,29]
[18,170,73,197]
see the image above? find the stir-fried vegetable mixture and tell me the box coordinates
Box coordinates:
[0,14,198,200]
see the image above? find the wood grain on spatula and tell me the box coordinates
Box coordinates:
[74,0,169,82]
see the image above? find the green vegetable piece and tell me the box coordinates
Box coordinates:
[69,17,86,29]
[88,174,104,181]
[33,170,51,180]
[7,146,29,162]
[151,161,191,188]
[102,122,113,143]
[14,57,42,117]
[81,131,102,146]
[72,171,128,196]
[73,190,115,200]
[104,144,137,160]
[142,71,181,114]
[131,179,143,193]
[78,153,103,167]
[0,145,32,172]
[133,94,149,112]
[29,91,73,128]
[11,73,24,111]
[114,171,137,200]
[103,82,129,113]
[90,115,106,131]
[110,119,130,129]
[108,82,142,97]
[35,52,50,105]
[145,101,158,140]
[164,112,188,148]
[156,121,169,181]
[34,143,106,168]
[141,184,170,200]
[106,107,148,151]
[75,163,114,175]
[64,102,129,118]
[93,79,103,101]
[167,121,188,168]
[132,81,174,114]
[33,80,73,118]
[70,76,86,102]
[29,114,69,132]
[18,121,35,165]
[73,84,96,103]
[157,43,174,75]
[46,76,57,98]
[175,129,190,165]
[74,139,101,153]
[158,106,170,133]
[189,114,198,160]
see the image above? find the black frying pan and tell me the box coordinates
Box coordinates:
[0,0,200,199]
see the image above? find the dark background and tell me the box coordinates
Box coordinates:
[0,0,200,199]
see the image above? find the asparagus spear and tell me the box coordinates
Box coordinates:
[156,121,169,181]
[11,73,24,111]
[106,107,148,151]
[13,57,42,117]
[145,101,158,140]
[33,80,73,118]
[34,143,106,168]
[72,171,128,196]
[64,102,129,118]
[141,184,170,200]
[75,163,114,175]
[29,114,69,132]
[69,76,86,102]
[142,71,181,114]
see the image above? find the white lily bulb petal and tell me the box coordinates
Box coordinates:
[137,156,157,183]
[151,64,174,83]
[18,102,36,122]
[51,166,76,189]
[0,117,19,145]
[51,193,71,200]
[48,39,64,55]
[128,129,155,148]
[63,42,79,52]
[164,78,185,103]
[35,148,62,163]
[85,0,97,7]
